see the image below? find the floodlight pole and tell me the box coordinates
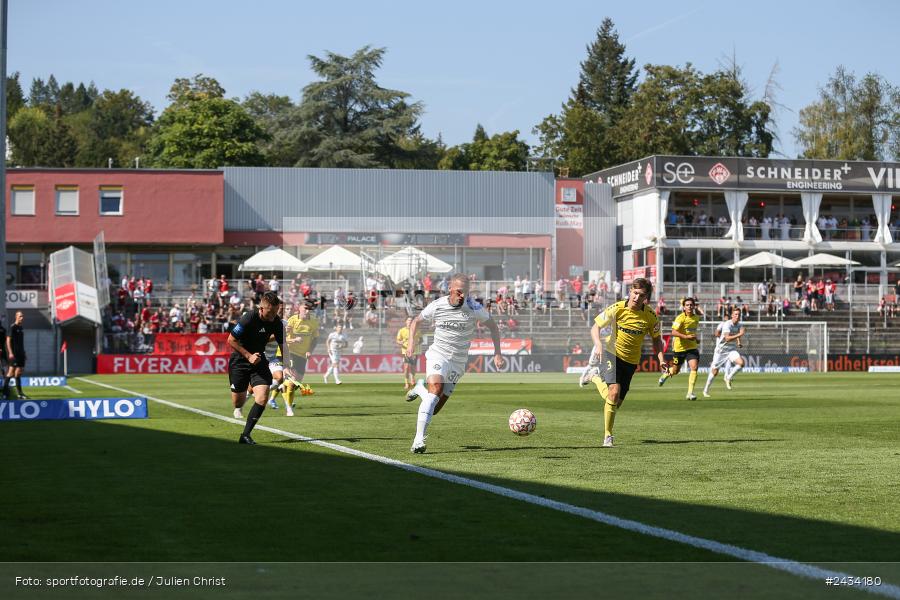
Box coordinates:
[0,0,8,323]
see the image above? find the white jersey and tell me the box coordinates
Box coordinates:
[715,320,743,354]
[326,332,348,354]
[419,296,490,363]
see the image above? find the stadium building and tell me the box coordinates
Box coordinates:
[583,155,900,296]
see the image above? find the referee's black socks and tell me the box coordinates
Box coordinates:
[242,402,266,437]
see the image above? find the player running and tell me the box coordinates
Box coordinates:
[578,278,664,448]
[702,307,746,397]
[323,324,348,384]
[658,297,702,400]
[396,316,423,390]
[284,302,320,406]
[227,291,284,444]
[405,274,503,454]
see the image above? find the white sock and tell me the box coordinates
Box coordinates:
[333,366,341,382]
[704,372,715,391]
[415,388,440,443]
[588,347,601,367]
[324,367,332,382]
[730,364,743,379]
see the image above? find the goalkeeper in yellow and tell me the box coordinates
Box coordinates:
[578,277,664,447]
[657,296,701,400]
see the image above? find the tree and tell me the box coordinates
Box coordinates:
[79,89,154,167]
[148,75,265,168]
[532,18,637,175]
[439,125,529,171]
[6,72,26,120]
[612,64,774,160]
[243,91,302,166]
[8,106,77,166]
[294,46,424,168]
[794,66,900,160]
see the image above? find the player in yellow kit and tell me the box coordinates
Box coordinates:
[578,278,664,448]
[283,302,320,410]
[658,297,702,400]
[396,316,423,390]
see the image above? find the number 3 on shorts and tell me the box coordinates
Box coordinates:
[447,370,461,384]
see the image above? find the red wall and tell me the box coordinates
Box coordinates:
[555,178,584,277]
[7,169,224,245]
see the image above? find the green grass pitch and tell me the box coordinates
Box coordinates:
[2,372,899,598]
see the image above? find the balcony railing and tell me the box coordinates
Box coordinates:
[665,223,889,241]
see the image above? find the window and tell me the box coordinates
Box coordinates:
[56,186,79,215]
[11,186,35,215]
[100,187,123,215]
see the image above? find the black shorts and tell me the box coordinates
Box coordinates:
[403,355,418,366]
[597,352,637,401]
[10,354,26,369]
[289,354,308,379]
[673,349,700,365]
[228,354,272,392]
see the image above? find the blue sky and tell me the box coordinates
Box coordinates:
[9,0,900,158]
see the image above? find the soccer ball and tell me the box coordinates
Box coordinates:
[508,408,537,436]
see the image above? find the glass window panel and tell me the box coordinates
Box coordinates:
[56,188,79,214]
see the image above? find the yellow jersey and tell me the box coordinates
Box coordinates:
[285,314,320,355]
[396,326,422,355]
[594,300,661,365]
[671,312,700,352]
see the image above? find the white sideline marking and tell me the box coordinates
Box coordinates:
[76,376,899,598]
[64,385,83,394]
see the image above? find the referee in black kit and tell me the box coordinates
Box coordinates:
[228,291,284,445]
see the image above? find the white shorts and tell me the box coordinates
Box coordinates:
[425,349,466,396]
[269,359,284,374]
[710,350,741,371]
[328,352,341,365]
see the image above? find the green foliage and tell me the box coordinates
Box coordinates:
[533,18,638,176]
[613,64,774,160]
[294,46,424,168]
[439,125,529,171]
[149,76,265,168]
[794,66,900,160]
[77,89,154,167]
[8,106,78,167]
[6,72,26,119]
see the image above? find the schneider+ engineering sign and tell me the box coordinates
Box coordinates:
[589,156,900,197]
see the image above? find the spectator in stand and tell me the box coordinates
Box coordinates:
[571,275,584,307]
[198,317,210,334]
[364,306,378,328]
[352,336,365,354]
[169,303,183,324]
[793,274,805,307]
[144,278,153,303]
[128,276,137,297]
[218,274,230,301]
[254,274,267,303]
[522,275,533,305]
[747,215,758,239]
[782,297,791,316]
[269,274,280,295]
[133,281,145,306]
[513,276,523,304]
[367,287,378,310]
[117,286,128,310]
[767,279,776,301]
[423,272,434,303]
[760,215,772,240]
[571,342,584,355]
[656,295,667,316]
[612,277,622,300]
[506,315,519,332]
[824,279,836,311]
[299,278,312,300]
[806,279,818,312]
[598,279,609,302]
[878,296,887,317]
[716,296,727,319]
[555,277,567,306]
[736,296,750,318]
[757,280,768,306]
[862,216,873,241]
[767,296,778,316]
[716,215,728,236]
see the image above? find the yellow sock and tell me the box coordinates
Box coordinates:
[687,371,698,394]
[284,386,295,408]
[268,388,278,401]
[604,400,618,438]
[591,376,609,401]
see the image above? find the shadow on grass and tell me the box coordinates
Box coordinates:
[2,414,899,599]
[640,438,787,445]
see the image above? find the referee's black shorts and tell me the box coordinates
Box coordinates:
[597,351,638,401]
[228,354,272,392]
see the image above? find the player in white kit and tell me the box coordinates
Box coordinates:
[324,324,348,384]
[702,307,746,397]
[405,274,503,453]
